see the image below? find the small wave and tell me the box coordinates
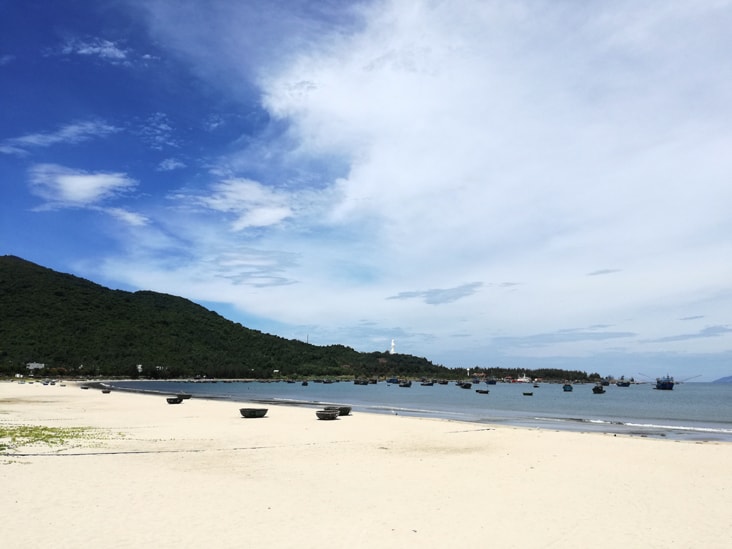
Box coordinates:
[362,404,468,418]
[534,416,732,436]
[623,422,732,435]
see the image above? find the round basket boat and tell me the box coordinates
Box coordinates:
[240,408,268,418]
[324,405,351,416]
[316,409,340,420]
[166,396,183,404]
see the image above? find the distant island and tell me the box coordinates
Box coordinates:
[713,376,732,383]
[1,255,598,382]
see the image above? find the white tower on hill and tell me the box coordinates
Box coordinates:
[390,339,396,354]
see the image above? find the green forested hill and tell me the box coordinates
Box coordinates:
[0,255,442,379]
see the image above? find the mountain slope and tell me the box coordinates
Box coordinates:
[0,255,437,378]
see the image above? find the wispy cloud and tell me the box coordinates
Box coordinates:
[1,120,120,156]
[29,164,137,208]
[647,325,732,343]
[388,282,483,305]
[60,38,129,63]
[493,328,637,349]
[0,54,15,66]
[106,207,150,227]
[137,112,178,150]
[157,158,187,171]
[172,178,294,231]
[588,269,621,276]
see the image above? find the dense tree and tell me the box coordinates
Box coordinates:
[0,256,595,382]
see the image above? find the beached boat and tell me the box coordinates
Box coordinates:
[562,383,573,392]
[316,409,339,420]
[592,384,606,394]
[177,393,192,399]
[166,396,183,404]
[240,408,268,418]
[101,389,111,394]
[655,375,675,390]
[324,405,352,416]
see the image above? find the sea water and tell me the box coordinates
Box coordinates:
[108,380,732,442]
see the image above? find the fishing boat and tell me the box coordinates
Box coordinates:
[562,383,573,392]
[592,384,605,394]
[316,409,339,420]
[240,408,268,418]
[475,389,490,394]
[324,405,352,416]
[655,375,675,390]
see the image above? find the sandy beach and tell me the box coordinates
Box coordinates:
[1,381,730,548]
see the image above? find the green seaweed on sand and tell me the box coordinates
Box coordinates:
[0,425,100,452]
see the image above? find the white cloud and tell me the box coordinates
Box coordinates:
[157,158,187,171]
[174,178,294,231]
[1,120,120,155]
[137,112,178,150]
[29,164,138,207]
[93,0,732,377]
[105,207,150,227]
[61,38,128,62]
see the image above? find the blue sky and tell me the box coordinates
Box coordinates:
[2,1,731,381]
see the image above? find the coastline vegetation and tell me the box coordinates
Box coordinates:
[0,256,599,383]
[0,425,98,453]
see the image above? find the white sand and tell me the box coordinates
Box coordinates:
[1,381,730,548]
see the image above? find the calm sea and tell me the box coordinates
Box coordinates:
[108,380,732,442]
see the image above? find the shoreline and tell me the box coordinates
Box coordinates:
[2,380,731,548]
[100,378,732,443]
